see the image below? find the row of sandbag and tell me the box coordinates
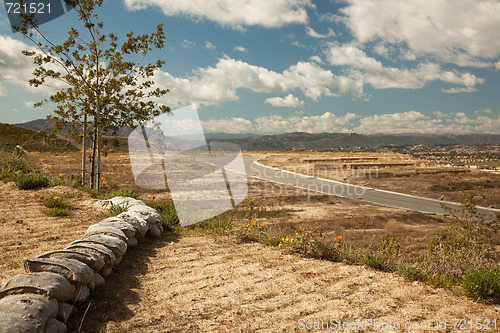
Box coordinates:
[0,197,164,333]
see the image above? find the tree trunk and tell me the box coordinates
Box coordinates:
[81,112,87,186]
[90,118,97,189]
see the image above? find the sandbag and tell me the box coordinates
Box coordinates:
[147,225,162,238]
[85,225,128,242]
[57,302,76,323]
[99,265,112,279]
[91,221,136,239]
[0,295,58,327]
[68,285,90,305]
[0,272,75,302]
[65,243,117,266]
[125,206,162,224]
[0,312,42,333]
[72,235,127,257]
[127,237,138,247]
[43,318,67,333]
[24,258,94,286]
[87,273,105,290]
[37,250,105,272]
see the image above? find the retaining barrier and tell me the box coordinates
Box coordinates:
[0,197,164,333]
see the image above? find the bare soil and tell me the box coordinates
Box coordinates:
[251,151,500,208]
[0,149,498,332]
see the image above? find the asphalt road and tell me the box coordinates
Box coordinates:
[243,158,500,218]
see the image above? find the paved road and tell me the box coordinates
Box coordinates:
[243,158,500,217]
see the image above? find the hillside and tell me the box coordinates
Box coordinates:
[0,122,77,152]
[218,132,500,151]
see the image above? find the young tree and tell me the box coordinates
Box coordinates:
[17,0,170,190]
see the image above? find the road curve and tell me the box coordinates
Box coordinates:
[242,157,500,217]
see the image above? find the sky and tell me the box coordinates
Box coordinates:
[0,0,499,135]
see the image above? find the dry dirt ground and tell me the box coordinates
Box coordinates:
[250,151,500,208]
[1,150,498,332]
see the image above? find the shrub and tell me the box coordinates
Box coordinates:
[43,207,71,217]
[461,266,500,304]
[0,149,27,180]
[106,204,128,217]
[286,229,341,262]
[16,174,50,190]
[106,188,138,199]
[44,196,70,209]
[146,200,180,230]
[361,253,390,271]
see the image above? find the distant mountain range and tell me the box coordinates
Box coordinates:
[12,119,500,151]
[215,132,500,151]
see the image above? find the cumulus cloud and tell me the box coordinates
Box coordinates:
[305,27,335,38]
[0,35,68,96]
[152,57,363,107]
[0,36,36,89]
[339,0,500,67]
[234,46,248,53]
[325,42,484,91]
[201,110,500,134]
[265,94,304,108]
[123,0,314,30]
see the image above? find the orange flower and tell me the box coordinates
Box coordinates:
[58,174,63,178]
[37,197,41,201]
[251,221,257,226]
[297,226,302,231]
[259,222,265,228]
[53,196,58,200]
[151,194,156,200]
[338,243,342,247]
[336,235,343,242]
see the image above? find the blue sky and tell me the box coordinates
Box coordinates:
[1,0,499,134]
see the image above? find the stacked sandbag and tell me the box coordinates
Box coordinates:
[0,196,164,333]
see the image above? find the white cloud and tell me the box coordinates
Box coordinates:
[265,94,304,108]
[305,27,335,38]
[340,0,500,67]
[124,0,314,30]
[205,41,216,50]
[0,36,36,89]
[152,57,363,107]
[201,110,500,134]
[0,35,68,94]
[181,39,196,49]
[325,42,484,91]
[234,46,248,53]
[202,117,254,133]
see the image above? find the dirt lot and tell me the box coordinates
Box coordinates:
[250,151,500,208]
[0,149,497,332]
